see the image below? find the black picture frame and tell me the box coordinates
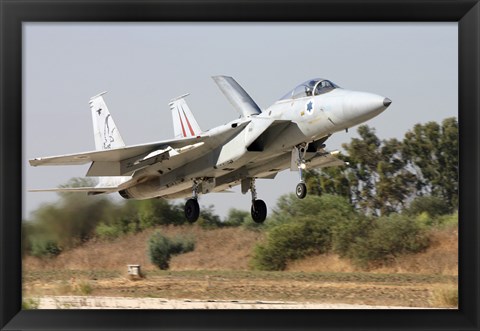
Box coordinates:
[1,1,478,330]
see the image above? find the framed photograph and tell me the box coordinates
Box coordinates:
[1,0,479,330]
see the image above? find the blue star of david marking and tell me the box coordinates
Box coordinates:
[306,101,313,112]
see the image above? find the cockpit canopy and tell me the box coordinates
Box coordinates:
[278,78,340,101]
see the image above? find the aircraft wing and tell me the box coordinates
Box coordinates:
[29,136,203,166]
[29,121,250,176]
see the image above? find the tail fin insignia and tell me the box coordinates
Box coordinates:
[89,92,126,150]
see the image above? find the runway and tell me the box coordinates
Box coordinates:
[32,295,432,309]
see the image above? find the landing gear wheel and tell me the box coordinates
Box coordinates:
[185,198,200,223]
[296,182,307,199]
[251,199,267,223]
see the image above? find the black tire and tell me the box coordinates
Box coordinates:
[251,199,267,223]
[185,198,200,223]
[296,182,307,199]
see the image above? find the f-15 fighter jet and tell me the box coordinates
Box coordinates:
[30,76,391,223]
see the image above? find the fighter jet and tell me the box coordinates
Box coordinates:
[30,76,391,223]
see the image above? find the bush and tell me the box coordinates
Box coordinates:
[345,214,430,267]
[251,216,335,271]
[332,215,373,261]
[95,222,122,240]
[30,238,62,258]
[407,196,451,218]
[196,205,224,229]
[224,209,249,227]
[148,231,195,270]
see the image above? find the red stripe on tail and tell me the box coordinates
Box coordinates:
[177,109,187,137]
[182,109,196,136]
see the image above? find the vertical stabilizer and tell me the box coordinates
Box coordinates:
[212,76,262,118]
[169,94,202,138]
[89,92,126,151]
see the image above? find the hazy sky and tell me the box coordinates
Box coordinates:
[23,23,457,220]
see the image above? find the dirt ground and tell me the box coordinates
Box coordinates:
[23,269,458,308]
[22,226,458,309]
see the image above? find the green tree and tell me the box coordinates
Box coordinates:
[402,117,458,211]
[308,118,457,215]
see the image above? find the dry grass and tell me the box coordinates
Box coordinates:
[429,283,458,308]
[286,227,457,276]
[23,225,263,272]
[24,225,456,277]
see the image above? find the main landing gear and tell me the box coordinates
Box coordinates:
[184,178,267,224]
[249,178,267,223]
[295,144,308,199]
[185,181,200,223]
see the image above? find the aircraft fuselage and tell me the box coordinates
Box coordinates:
[120,85,390,200]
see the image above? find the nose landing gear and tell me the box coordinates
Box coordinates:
[185,180,200,223]
[296,182,307,199]
[294,144,308,199]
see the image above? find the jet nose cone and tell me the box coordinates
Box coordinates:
[383,98,392,107]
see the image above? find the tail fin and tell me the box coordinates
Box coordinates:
[169,94,202,138]
[212,76,262,118]
[89,92,126,150]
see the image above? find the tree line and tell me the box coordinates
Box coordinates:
[305,117,458,216]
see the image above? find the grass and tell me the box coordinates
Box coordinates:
[22,297,39,309]
[143,269,457,285]
[430,284,458,308]
[22,269,458,308]
[76,280,93,295]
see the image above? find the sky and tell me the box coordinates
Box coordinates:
[23,23,458,220]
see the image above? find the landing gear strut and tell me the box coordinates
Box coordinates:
[295,144,308,199]
[185,180,200,223]
[249,178,267,223]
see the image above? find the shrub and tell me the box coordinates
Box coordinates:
[347,214,430,267]
[95,222,122,240]
[224,209,249,227]
[30,238,62,258]
[332,215,373,260]
[196,205,224,229]
[148,231,195,270]
[407,196,451,218]
[251,216,335,271]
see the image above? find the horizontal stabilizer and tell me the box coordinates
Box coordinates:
[212,76,262,118]
[29,176,132,195]
[28,186,119,195]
